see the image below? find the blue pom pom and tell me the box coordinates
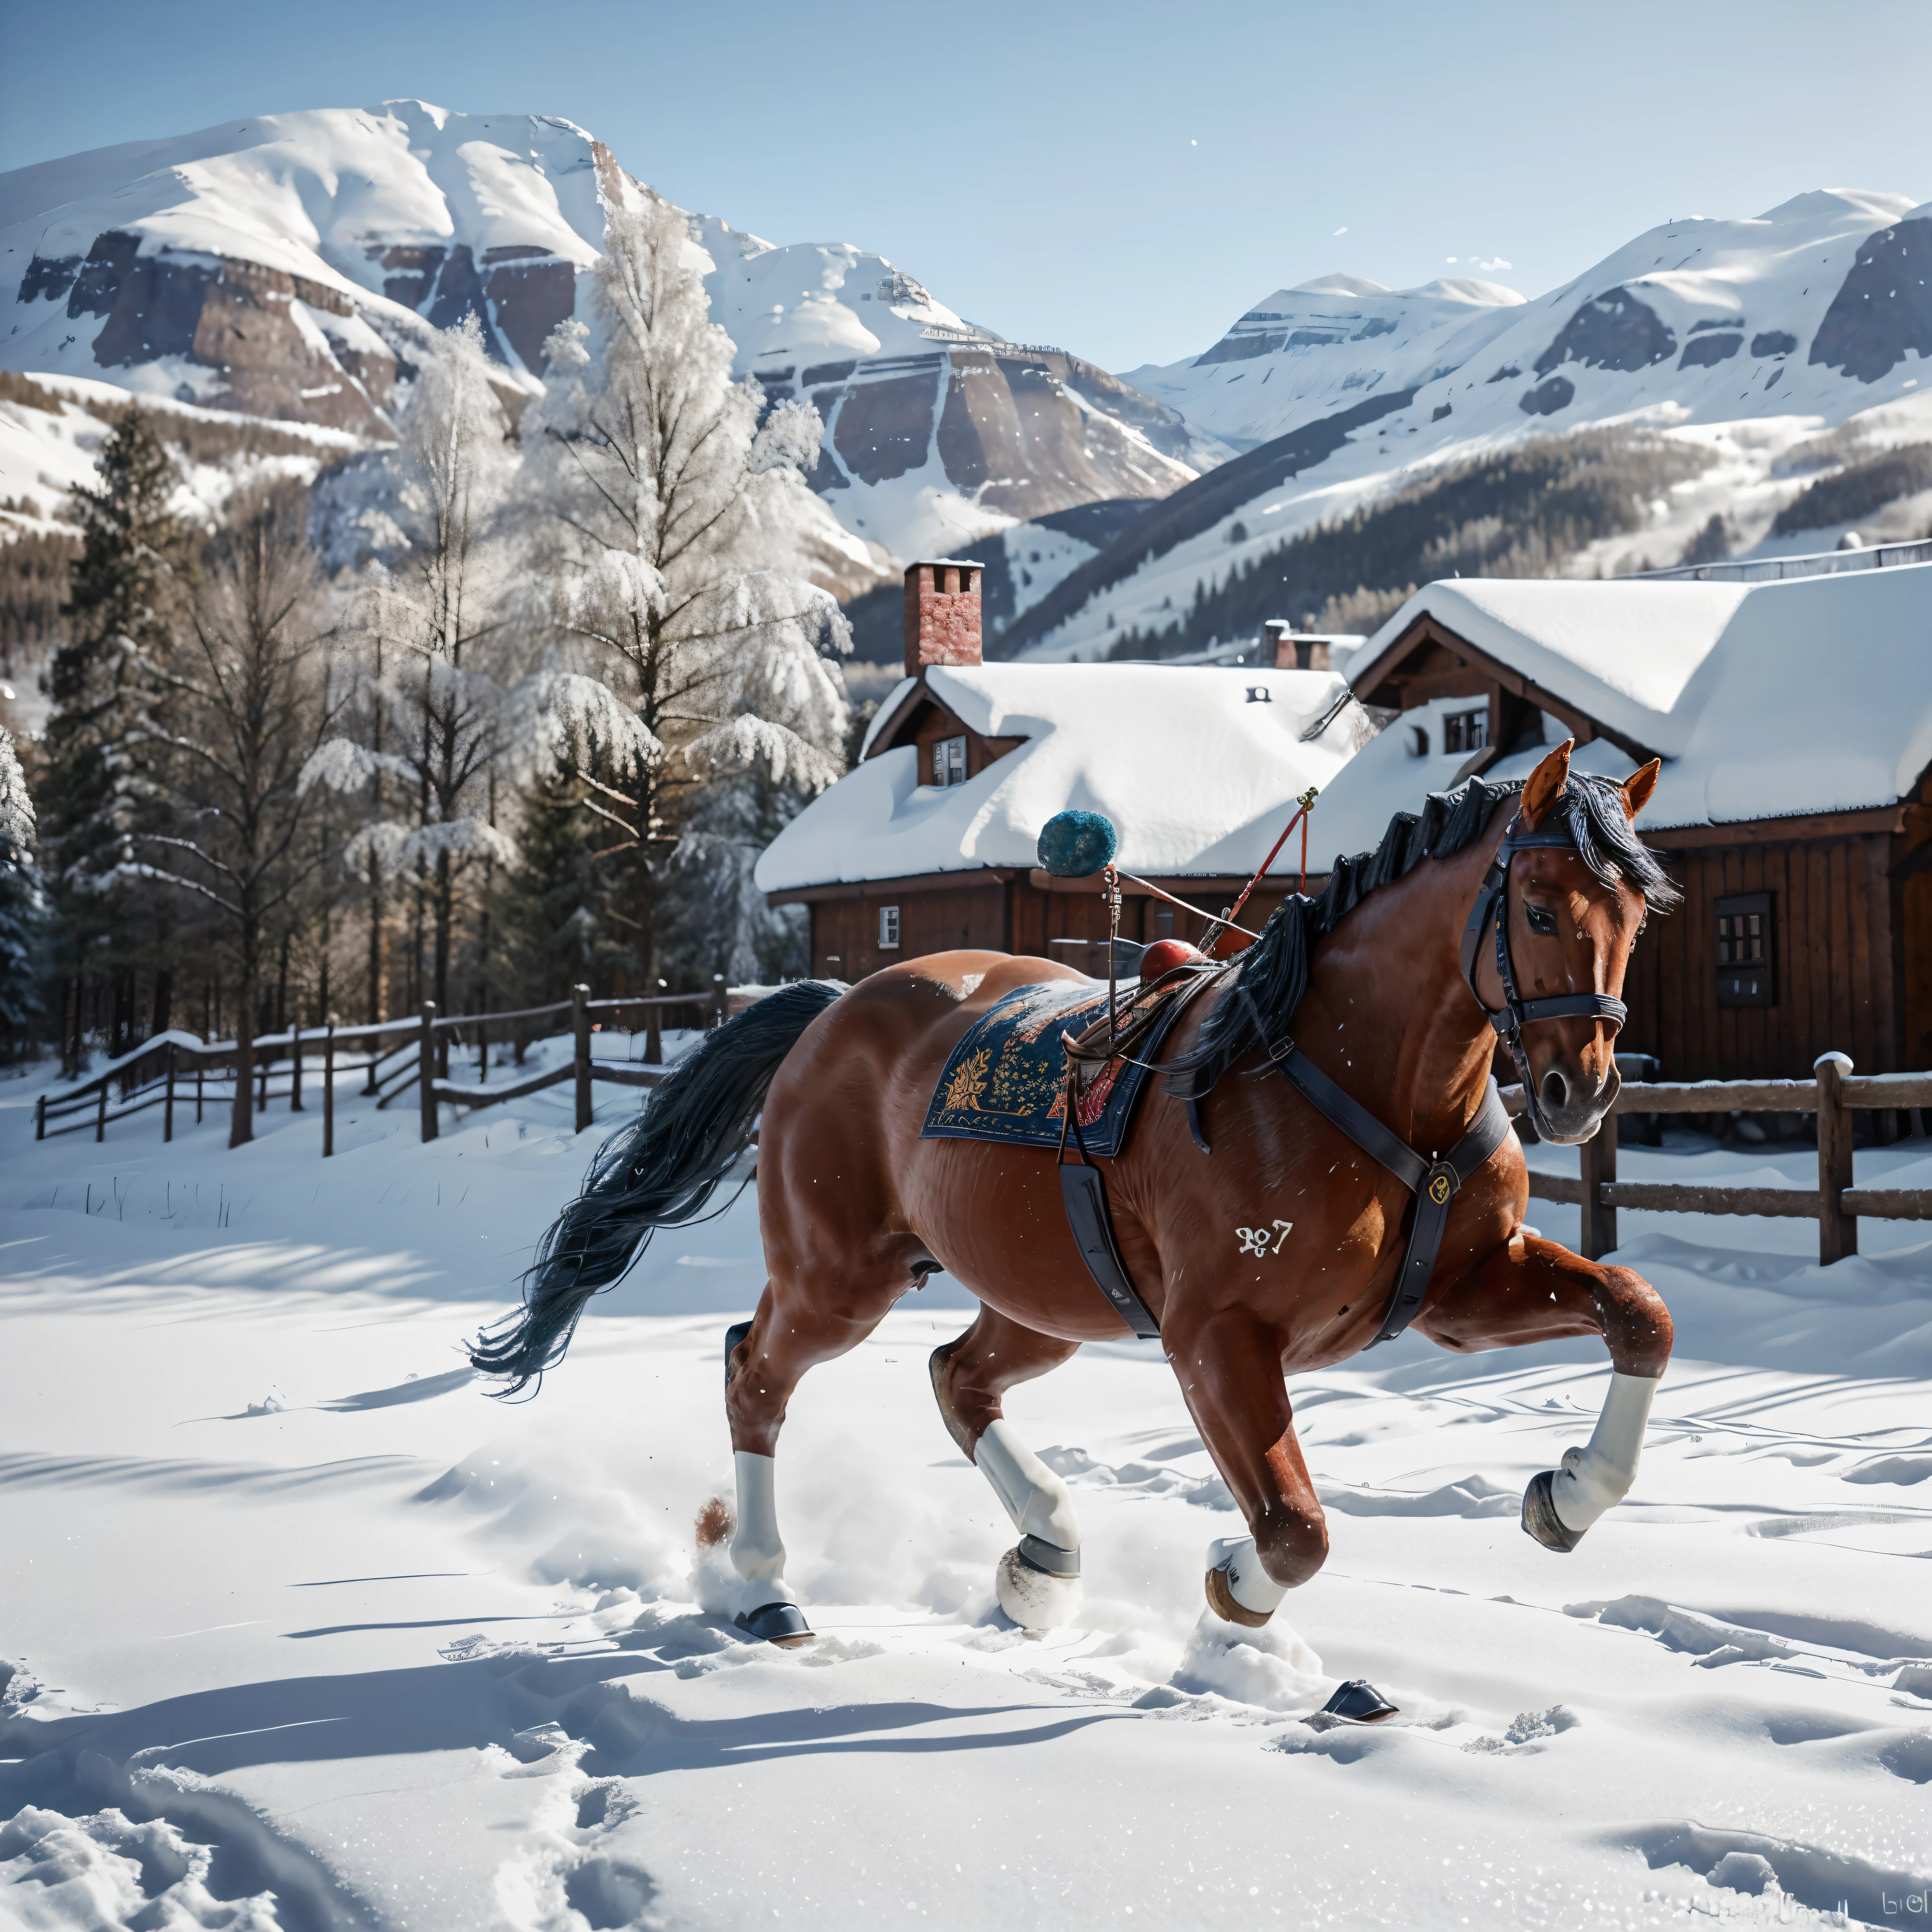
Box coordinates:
[1037,809,1118,879]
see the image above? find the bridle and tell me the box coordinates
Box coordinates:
[1459,804,1627,1138]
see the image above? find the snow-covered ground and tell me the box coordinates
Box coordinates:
[3,1049,1930,1930]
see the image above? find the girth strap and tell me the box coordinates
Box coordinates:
[1058,1161,1161,1339]
[1053,987,1200,1341]
[1275,1048,1514,1347]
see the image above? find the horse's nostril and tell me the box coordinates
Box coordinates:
[1541,1069,1569,1110]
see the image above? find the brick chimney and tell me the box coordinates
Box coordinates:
[904,560,984,677]
[1264,619,1331,671]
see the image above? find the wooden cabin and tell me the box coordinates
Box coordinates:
[756,561,1367,979]
[1327,564,1932,1091]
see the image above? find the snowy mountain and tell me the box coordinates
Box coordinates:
[0,104,606,431]
[708,237,1220,561]
[1001,189,1932,661]
[0,104,1217,570]
[1117,273,1526,451]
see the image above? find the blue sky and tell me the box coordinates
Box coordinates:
[4,0,1927,371]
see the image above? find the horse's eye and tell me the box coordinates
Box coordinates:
[1525,903,1558,937]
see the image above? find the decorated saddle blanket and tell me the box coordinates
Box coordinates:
[920,977,1197,1157]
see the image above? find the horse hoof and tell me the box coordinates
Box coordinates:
[1204,1566,1274,1629]
[1321,1678,1400,1724]
[996,1547,1082,1630]
[735,1600,814,1648]
[1521,1470,1584,1553]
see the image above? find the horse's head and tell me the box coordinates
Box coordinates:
[1478,740,1669,1144]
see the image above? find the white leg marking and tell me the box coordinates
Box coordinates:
[729,1449,794,1599]
[975,1420,1083,1630]
[1550,1370,1659,1535]
[1206,1533,1289,1618]
[974,1419,1082,1552]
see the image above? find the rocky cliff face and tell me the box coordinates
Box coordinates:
[14,232,408,433]
[0,104,1221,568]
[1,105,611,438]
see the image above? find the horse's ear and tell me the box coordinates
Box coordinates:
[1622,758,1661,822]
[1518,739,1574,831]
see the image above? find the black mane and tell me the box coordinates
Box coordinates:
[1169,769,1678,1087]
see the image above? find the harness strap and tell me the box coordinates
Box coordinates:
[1275,1043,1428,1194]
[1276,1049,1514,1347]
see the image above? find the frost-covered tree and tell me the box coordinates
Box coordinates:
[305,316,518,1018]
[0,726,48,1046]
[517,186,849,983]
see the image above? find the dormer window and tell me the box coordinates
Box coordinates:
[1443,708,1487,755]
[933,735,967,787]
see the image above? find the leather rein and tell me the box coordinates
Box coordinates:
[1055,799,1624,1349]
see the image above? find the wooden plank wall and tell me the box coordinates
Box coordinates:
[809,883,1008,981]
[810,881,1296,983]
[1618,835,1901,1081]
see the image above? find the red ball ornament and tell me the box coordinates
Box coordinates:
[1138,938,1202,980]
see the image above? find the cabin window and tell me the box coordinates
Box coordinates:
[1715,891,1774,1007]
[1443,708,1488,755]
[879,906,900,950]
[933,735,967,787]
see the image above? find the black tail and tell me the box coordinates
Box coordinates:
[470,979,845,1394]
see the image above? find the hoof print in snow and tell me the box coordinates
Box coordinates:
[563,1854,657,1929]
[506,1722,572,1764]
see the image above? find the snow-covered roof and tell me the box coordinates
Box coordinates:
[1314,563,1932,859]
[755,663,1363,892]
[1350,576,1754,757]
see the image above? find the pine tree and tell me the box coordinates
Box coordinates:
[39,407,197,1055]
[0,727,47,1046]
[496,749,629,1007]
[516,184,849,985]
[657,760,811,984]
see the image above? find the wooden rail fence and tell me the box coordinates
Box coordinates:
[1508,1051,1932,1266]
[36,999,1928,1268]
[35,982,740,1154]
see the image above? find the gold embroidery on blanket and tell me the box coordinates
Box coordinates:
[940,1047,993,1113]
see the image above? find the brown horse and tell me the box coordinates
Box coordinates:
[473,742,1676,1654]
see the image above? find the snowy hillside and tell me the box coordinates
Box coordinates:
[1005,190,1932,661]
[0,105,1217,569]
[1118,272,1526,451]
